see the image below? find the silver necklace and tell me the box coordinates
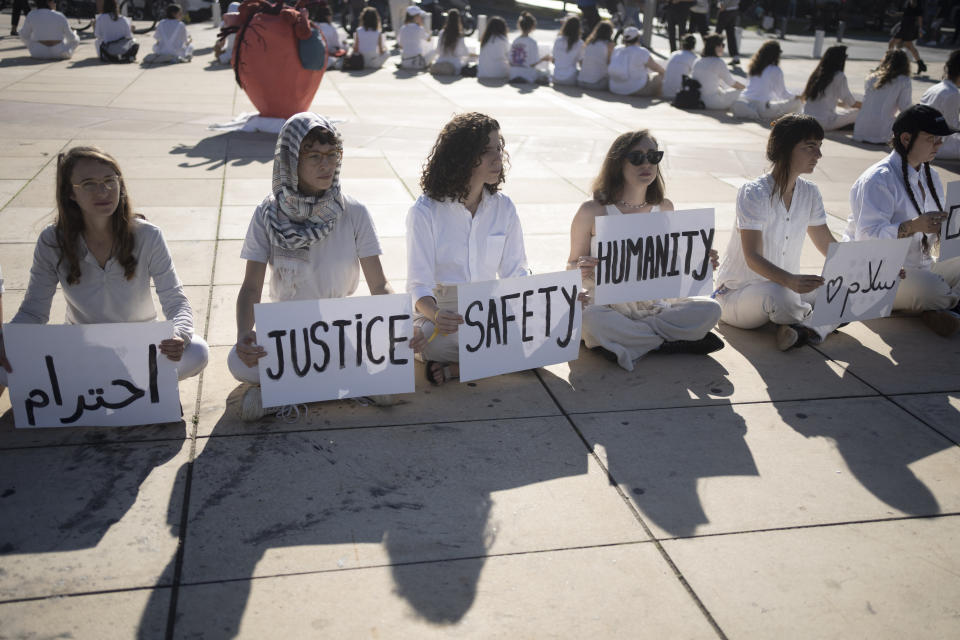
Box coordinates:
[618,199,648,209]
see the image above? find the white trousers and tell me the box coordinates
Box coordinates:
[893,258,960,313]
[27,40,77,59]
[578,75,608,90]
[717,281,838,341]
[702,87,741,111]
[582,298,722,371]
[362,50,390,69]
[731,96,801,122]
[819,107,859,131]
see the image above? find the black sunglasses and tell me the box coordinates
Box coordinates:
[625,150,664,166]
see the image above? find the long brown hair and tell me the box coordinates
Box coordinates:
[591,130,665,206]
[766,114,824,204]
[747,40,781,77]
[54,147,138,285]
[870,49,910,89]
[559,15,581,52]
[440,8,462,54]
[420,112,507,203]
[802,45,847,101]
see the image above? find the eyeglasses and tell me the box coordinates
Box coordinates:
[625,150,664,166]
[301,149,342,165]
[72,176,120,193]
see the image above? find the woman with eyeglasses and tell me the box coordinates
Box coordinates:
[715,114,839,351]
[567,131,724,371]
[0,146,209,394]
[230,112,406,419]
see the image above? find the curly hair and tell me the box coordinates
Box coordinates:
[591,130,665,206]
[802,45,847,101]
[747,40,781,77]
[870,49,910,89]
[766,114,824,204]
[54,146,138,286]
[420,113,507,203]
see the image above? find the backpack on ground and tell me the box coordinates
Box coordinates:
[100,37,139,63]
[672,74,704,110]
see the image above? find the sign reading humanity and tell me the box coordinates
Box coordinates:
[457,271,582,382]
[808,238,911,326]
[5,322,181,429]
[592,208,715,305]
[941,181,960,262]
[254,295,414,408]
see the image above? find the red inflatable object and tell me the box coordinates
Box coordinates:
[232,0,325,119]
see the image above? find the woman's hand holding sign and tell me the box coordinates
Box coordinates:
[785,274,826,294]
[236,330,267,368]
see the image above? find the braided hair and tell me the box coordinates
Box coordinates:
[893,131,943,254]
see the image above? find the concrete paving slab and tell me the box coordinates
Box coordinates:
[663,516,960,640]
[891,393,960,444]
[0,206,55,242]
[137,207,219,241]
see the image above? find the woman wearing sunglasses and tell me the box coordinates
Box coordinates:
[567,131,723,371]
[715,114,839,351]
[0,146,209,395]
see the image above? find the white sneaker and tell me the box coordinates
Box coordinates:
[240,386,265,422]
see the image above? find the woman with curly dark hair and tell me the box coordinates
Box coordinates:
[0,146,209,391]
[853,49,912,144]
[732,40,800,121]
[353,5,388,69]
[801,45,861,131]
[406,113,531,385]
[567,130,723,370]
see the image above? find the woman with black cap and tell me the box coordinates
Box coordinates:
[846,104,960,337]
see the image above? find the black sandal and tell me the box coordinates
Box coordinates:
[425,360,453,386]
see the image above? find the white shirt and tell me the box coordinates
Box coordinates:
[153,18,190,57]
[662,49,697,98]
[509,34,539,68]
[920,79,960,130]
[716,174,827,290]
[406,192,531,305]
[435,36,469,72]
[397,22,429,58]
[741,64,793,102]
[692,55,738,98]
[551,37,584,83]
[578,40,610,84]
[802,71,857,125]
[853,74,912,144]
[478,35,509,79]
[241,193,382,301]
[13,220,195,342]
[19,8,78,47]
[355,27,384,56]
[94,13,132,48]
[608,44,652,95]
[846,151,943,269]
[318,21,342,51]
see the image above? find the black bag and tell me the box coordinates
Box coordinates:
[460,63,478,78]
[342,51,364,71]
[100,37,139,63]
[672,74,705,110]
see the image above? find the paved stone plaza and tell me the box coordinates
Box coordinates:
[1,10,959,638]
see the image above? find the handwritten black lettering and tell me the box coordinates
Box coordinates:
[290,328,311,377]
[25,389,49,427]
[691,228,715,281]
[485,298,501,348]
[499,292,521,345]
[557,284,578,348]
[332,319,351,369]
[44,355,62,406]
[365,315,385,364]
[388,314,410,365]
[265,329,287,380]
[667,232,681,276]
[147,344,159,403]
[464,300,484,353]
[310,320,331,372]
[521,290,534,342]
[538,286,557,338]
[682,230,699,274]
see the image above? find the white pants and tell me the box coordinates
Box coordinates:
[717,281,837,341]
[0,335,209,387]
[27,40,77,59]
[819,107,859,131]
[702,87,741,111]
[936,134,960,160]
[582,298,722,371]
[893,258,960,313]
[578,75,608,90]
[731,96,801,122]
[362,50,390,69]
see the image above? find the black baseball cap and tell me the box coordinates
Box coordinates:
[892,104,959,136]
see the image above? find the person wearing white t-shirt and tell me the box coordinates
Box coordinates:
[18,0,79,60]
[353,6,389,69]
[310,3,347,70]
[147,4,193,63]
[662,34,697,99]
[920,50,960,159]
[578,19,614,90]
[407,112,531,386]
[716,114,840,351]
[801,45,861,130]
[397,5,434,70]
[853,49,912,144]
[477,16,510,80]
[509,11,551,83]
[231,113,415,419]
[431,8,472,74]
[692,33,744,110]
[732,40,800,121]
[607,26,663,96]
[94,0,134,52]
[552,15,584,86]
[846,105,960,337]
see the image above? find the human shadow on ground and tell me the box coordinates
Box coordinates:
[168,131,276,172]
[138,384,590,637]
[721,322,946,516]
[539,348,758,539]
[0,56,55,67]
[67,57,107,68]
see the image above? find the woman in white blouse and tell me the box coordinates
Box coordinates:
[578,20,614,90]
[551,15,584,86]
[353,6,389,69]
[431,8,471,75]
[567,131,724,371]
[477,16,509,80]
[148,4,192,62]
[731,40,800,121]
[661,34,697,99]
[0,146,209,392]
[846,105,960,337]
[607,26,663,96]
[691,33,744,110]
[919,50,960,159]
[852,49,912,144]
[406,113,531,386]
[801,45,861,130]
[715,114,840,351]
[397,5,434,71]
[94,0,134,54]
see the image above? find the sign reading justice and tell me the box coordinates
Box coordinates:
[5,322,181,429]
[457,271,582,382]
[592,208,716,305]
[254,294,414,408]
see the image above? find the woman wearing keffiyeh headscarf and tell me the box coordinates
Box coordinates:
[229,112,414,419]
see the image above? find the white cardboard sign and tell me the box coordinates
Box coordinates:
[940,181,960,261]
[592,208,715,305]
[456,271,582,382]
[254,294,414,408]
[5,322,181,429]
[808,239,911,326]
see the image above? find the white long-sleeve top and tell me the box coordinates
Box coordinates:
[94,13,132,48]
[578,40,610,84]
[153,18,191,57]
[397,22,429,57]
[852,74,912,144]
[19,8,79,47]
[741,64,793,102]
[662,49,697,98]
[435,36,469,72]
[12,220,195,342]
[691,55,738,98]
[802,71,857,124]
[846,151,943,270]
[551,36,584,84]
[478,35,509,79]
[608,44,652,95]
[920,79,960,129]
[405,191,531,305]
